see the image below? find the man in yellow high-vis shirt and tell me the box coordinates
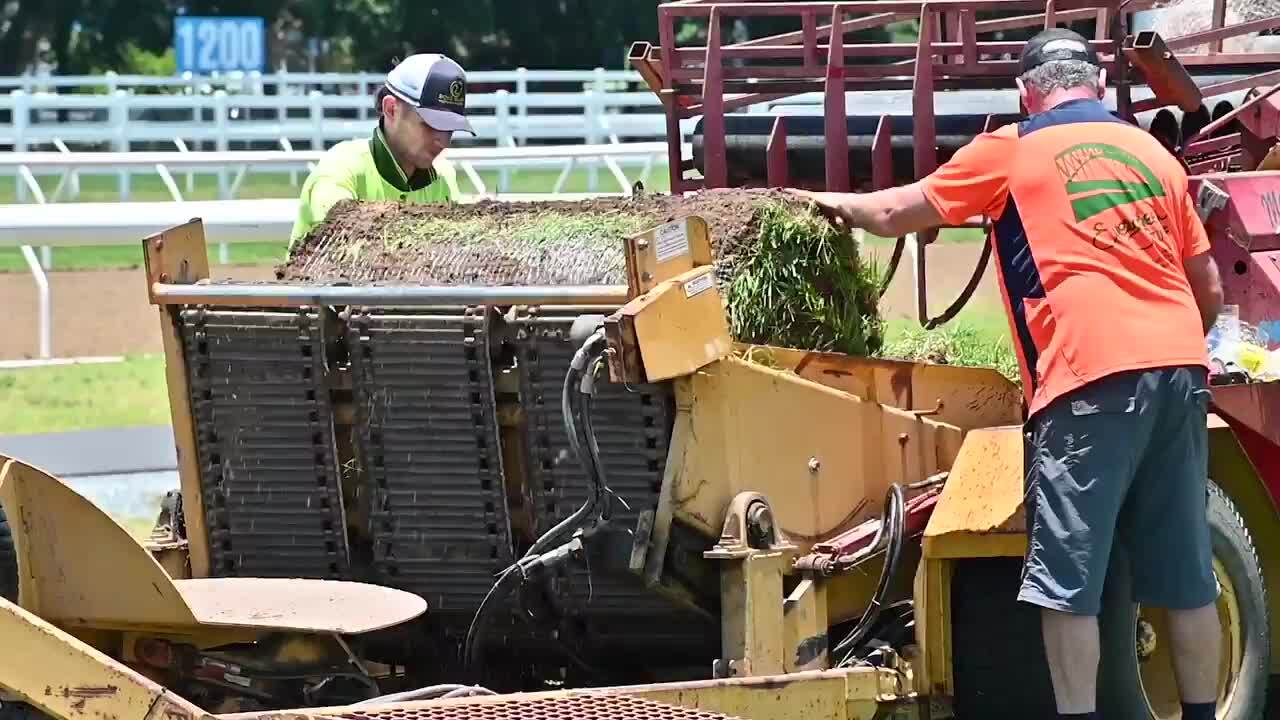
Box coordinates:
[289,53,475,248]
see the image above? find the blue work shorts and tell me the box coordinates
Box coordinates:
[1018,365,1221,616]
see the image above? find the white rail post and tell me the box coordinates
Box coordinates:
[496,89,511,193]
[107,74,130,200]
[515,68,529,146]
[16,164,51,359]
[309,90,324,152]
[12,90,28,204]
[587,67,607,192]
[213,90,231,264]
[20,245,51,359]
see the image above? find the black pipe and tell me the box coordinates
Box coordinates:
[832,483,906,667]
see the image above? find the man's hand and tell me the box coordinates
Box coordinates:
[787,189,858,229]
[786,184,946,239]
[1184,250,1224,335]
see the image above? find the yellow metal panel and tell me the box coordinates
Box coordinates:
[921,426,1026,558]
[912,557,954,697]
[143,221,213,579]
[783,577,829,673]
[628,266,734,382]
[718,551,787,677]
[0,458,200,630]
[743,346,1023,431]
[0,596,208,720]
[624,216,714,295]
[825,556,884,626]
[671,357,955,552]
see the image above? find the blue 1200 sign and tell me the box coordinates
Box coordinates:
[174,16,266,74]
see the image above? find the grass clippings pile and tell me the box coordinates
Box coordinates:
[281,189,886,357]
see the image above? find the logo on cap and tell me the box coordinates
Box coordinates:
[1041,38,1088,54]
[439,79,465,108]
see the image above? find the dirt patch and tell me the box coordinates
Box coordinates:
[0,265,278,360]
[278,188,811,286]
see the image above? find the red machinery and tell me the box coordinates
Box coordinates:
[630,0,1280,504]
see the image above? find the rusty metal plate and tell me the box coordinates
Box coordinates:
[328,694,741,720]
[180,308,349,579]
[347,308,514,612]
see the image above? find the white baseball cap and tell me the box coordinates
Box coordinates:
[383,53,476,135]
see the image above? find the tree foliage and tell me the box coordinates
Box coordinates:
[0,0,668,76]
[0,1,1102,78]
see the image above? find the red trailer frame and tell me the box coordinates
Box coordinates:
[631,0,1280,506]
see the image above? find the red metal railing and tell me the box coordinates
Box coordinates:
[631,0,1280,328]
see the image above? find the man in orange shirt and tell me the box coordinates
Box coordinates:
[793,28,1225,720]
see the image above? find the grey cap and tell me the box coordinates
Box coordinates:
[384,53,476,135]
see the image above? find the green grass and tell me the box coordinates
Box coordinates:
[0,355,171,435]
[881,309,1020,384]
[0,240,289,272]
[0,164,670,272]
[726,200,885,357]
[0,315,1017,438]
[382,209,653,253]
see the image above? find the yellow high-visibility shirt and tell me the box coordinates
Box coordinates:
[290,123,456,249]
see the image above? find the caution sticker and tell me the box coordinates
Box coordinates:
[684,271,714,298]
[655,220,690,263]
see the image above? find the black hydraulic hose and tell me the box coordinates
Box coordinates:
[833,483,906,666]
[462,563,525,674]
[461,330,610,676]
[521,330,608,560]
[579,353,612,520]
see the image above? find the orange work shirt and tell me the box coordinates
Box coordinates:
[919,98,1212,418]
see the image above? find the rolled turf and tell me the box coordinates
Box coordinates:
[279,188,887,356]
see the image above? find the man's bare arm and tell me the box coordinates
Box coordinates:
[1184,251,1224,334]
[788,182,946,239]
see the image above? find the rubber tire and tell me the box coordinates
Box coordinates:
[0,503,17,603]
[950,482,1270,719]
[1098,481,1271,720]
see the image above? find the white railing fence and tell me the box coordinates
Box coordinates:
[0,142,691,360]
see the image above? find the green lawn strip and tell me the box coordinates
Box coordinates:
[0,354,171,435]
[861,226,988,247]
[880,308,1019,383]
[0,241,288,272]
[0,314,1017,438]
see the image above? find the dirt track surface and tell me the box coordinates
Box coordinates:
[0,242,1001,361]
[1,265,277,360]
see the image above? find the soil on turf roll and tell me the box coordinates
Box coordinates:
[278,188,884,356]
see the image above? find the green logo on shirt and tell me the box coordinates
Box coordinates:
[1055,143,1166,222]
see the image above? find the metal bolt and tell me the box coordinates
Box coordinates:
[808,457,820,473]
[637,239,650,249]
[159,273,170,283]
[154,239,164,250]
[642,271,653,282]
